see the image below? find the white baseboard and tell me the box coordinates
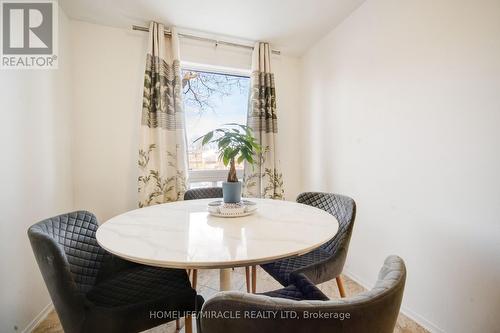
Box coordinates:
[343,269,445,333]
[399,304,445,333]
[22,303,54,333]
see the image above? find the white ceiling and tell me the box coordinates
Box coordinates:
[59,0,365,56]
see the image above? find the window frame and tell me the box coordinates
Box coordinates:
[181,62,250,187]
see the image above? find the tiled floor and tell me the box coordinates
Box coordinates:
[34,267,428,333]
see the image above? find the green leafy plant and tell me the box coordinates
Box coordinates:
[194,124,261,182]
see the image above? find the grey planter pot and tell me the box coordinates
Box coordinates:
[222,181,242,203]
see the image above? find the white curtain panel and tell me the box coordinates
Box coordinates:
[243,42,284,199]
[138,22,188,207]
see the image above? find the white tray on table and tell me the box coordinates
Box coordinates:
[208,200,257,218]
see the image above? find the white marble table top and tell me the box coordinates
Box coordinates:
[96,198,339,269]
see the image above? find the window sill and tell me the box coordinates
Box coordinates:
[188,169,243,188]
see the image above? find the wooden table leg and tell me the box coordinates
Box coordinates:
[251,265,256,293]
[184,315,193,333]
[192,269,198,289]
[245,266,251,293]
[219,268,231,291]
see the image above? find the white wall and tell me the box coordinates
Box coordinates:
[71,21,302,222]
[300,0,500,332]
[0,8,74,332]
[71,21,145,222]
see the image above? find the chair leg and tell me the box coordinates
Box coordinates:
[336,276,346,298]
[185,315,193,333]
[245,266,251,293]
[175,318,180,331]
[192,269,198,289]
[251,265,257,293]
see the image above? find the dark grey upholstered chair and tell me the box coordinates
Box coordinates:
[184,187,223,200]
[28,211,203,333]
[183,187,253,293]
[200,256,406,333]
[260,272,329,301]
[261,192,356,297]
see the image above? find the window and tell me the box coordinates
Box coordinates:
[182,66,250,188]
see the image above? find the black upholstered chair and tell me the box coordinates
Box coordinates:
[183,187,254,293]
[28,211,203,333]
[261,192,356,297]
[200,256,406,333]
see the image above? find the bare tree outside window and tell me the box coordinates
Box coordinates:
[182,70,248,114]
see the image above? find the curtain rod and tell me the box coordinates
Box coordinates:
[132,25,281,55]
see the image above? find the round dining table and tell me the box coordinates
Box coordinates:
[96,198,339,291]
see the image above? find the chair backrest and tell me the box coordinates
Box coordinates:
[28,211,108,332]
[200,256,406,333]
[297,192,356,259]
[184,187,223,200]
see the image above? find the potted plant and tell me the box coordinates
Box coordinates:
[195,124,261,203]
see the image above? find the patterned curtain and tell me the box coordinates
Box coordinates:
[243,42,284,199]
[138,22,188,207]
